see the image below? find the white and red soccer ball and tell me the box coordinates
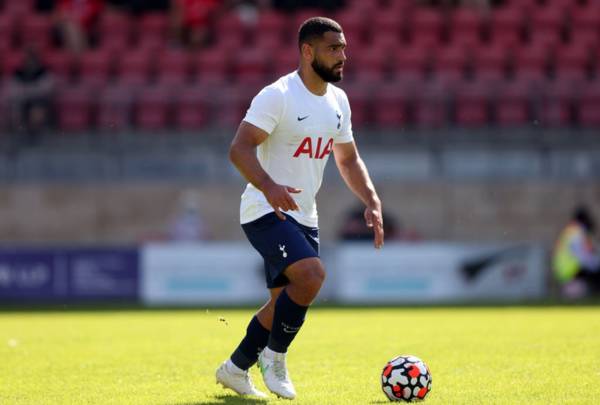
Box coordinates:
[381,355,432,402]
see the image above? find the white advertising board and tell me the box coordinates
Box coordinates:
[141,243,268,305]
[331,243,547,303]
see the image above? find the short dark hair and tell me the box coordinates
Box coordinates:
[298,17,343,49]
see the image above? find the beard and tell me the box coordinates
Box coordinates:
[311,57,343,83]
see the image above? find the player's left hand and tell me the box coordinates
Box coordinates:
[364,204,384,249]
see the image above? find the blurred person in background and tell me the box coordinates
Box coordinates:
[553,205,600,299]
[167,190,209,241]
[170,0,225,48]
[54,0,104,53]
[7,47,54,146]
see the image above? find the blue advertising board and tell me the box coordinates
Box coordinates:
[0,247,139,301]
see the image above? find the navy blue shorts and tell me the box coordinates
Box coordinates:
[242,212,319,289]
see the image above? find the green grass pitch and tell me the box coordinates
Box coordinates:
[1,306,599,404]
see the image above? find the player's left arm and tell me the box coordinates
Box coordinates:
[333,141,384,249]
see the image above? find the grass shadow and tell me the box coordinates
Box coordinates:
[168,394,269,405]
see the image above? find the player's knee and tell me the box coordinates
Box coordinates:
[295,264,325,294]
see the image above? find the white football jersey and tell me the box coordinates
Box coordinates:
[240,71,354,227]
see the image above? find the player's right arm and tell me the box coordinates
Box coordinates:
[229,121,301,220]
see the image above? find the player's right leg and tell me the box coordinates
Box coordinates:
[215,288,282,397]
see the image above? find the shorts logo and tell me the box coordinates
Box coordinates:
[279,244,288,258]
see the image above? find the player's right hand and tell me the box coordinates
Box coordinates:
[262,182,302,220]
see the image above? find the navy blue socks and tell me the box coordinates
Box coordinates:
[230,316,270,370]
[267,289,309,353]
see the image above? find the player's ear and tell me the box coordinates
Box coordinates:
[300,42,314,61]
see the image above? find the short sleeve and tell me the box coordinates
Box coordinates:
[243,85,284,135]
[335,88,354,144]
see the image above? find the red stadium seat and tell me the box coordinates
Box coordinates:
[293,9,327,31]
[413,79,449,128]
[173,87,211,130]
[0,16,15,50]
[79,49,114,87]
[494,79,531,126]
[539,79,576,127]
[56,86,93,133]
[454,79,490,127]
[20,14,53,50]
[570,3,600,33]
[472,44,509,83]
[137,13,169,44]
[116,50,154,87]
[432,45,469,84]
[42,50,74,84]
[214,85,256,128]
[490,7,524,49]
[409,8,443,48]
[513,44,551,84]
[449,8,484,48]
[568,26,599,52]
[98,11,132,48]
[1,50,24,79]
[194,47,230,84]
[272,48,298,80]
[391,45,430,81]
[577,81,600,127]
[553,44,590,82]
[253,31,285,51]
[156,49,191,87]
[371,82,410,127]
[214,13,247,51]
[255,10,289,40]
[531,5,565,38]
[349,46,387,83]
[339,82,371,128]
[232,48,270,85]
[97,85,134,132]
[335,9,367,47]
[134,86,172,131]
[370,10,405,44]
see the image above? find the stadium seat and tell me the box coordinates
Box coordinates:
[2,0,33,18]
[409,8,443,48]
[570,3,600,33]
[214,13,247,51]
[391,45,430,81]
[512,44,550,85]
[413,79,449,128]
[553,44,590,82]
[577,81,600,127]
[568,26,599,52]
[472,44,509,83]
[530,5,565,39]
[431,45,469,84]
[272,48,298,80]
[56,86,93,133]
[255,10,289,40]
[194,47,230,84]
[173,87,211,130]
[137,13,169,44]
[1,50,23,79]
[98,11,132,48]
[293,9,327,33]
[371,82,410,127]
[214,85,256,128]
[494,79,531,126]
[448,8,484,48]
[116,49,154,87]
[134,86,172,131]
[489,7,524,49]
[97,85,134,132]
[538,79,576,127]
[454,79,490,127]
[253,30,286,51]
[339,82,371,128]
[79,49,114,87]
[334,9,367,47]
[156,49,191,87]
[0,16,14,51]
[348,46,387,83]
[232,48,271,85]
[20,14,53,50]
[42,49,74,84]
[370,9,405,44]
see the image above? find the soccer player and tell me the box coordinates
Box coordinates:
[216,16,384,399]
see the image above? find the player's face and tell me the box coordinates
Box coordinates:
[311,31,347,83]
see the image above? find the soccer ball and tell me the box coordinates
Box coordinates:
[381,355,431,402]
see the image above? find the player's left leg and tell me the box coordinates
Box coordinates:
[216,287,283,397]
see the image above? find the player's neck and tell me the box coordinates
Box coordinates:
[297,68,327,96]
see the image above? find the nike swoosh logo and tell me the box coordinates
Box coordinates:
[297,115,309,121]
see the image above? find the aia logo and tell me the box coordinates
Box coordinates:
[293,137,333,159]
